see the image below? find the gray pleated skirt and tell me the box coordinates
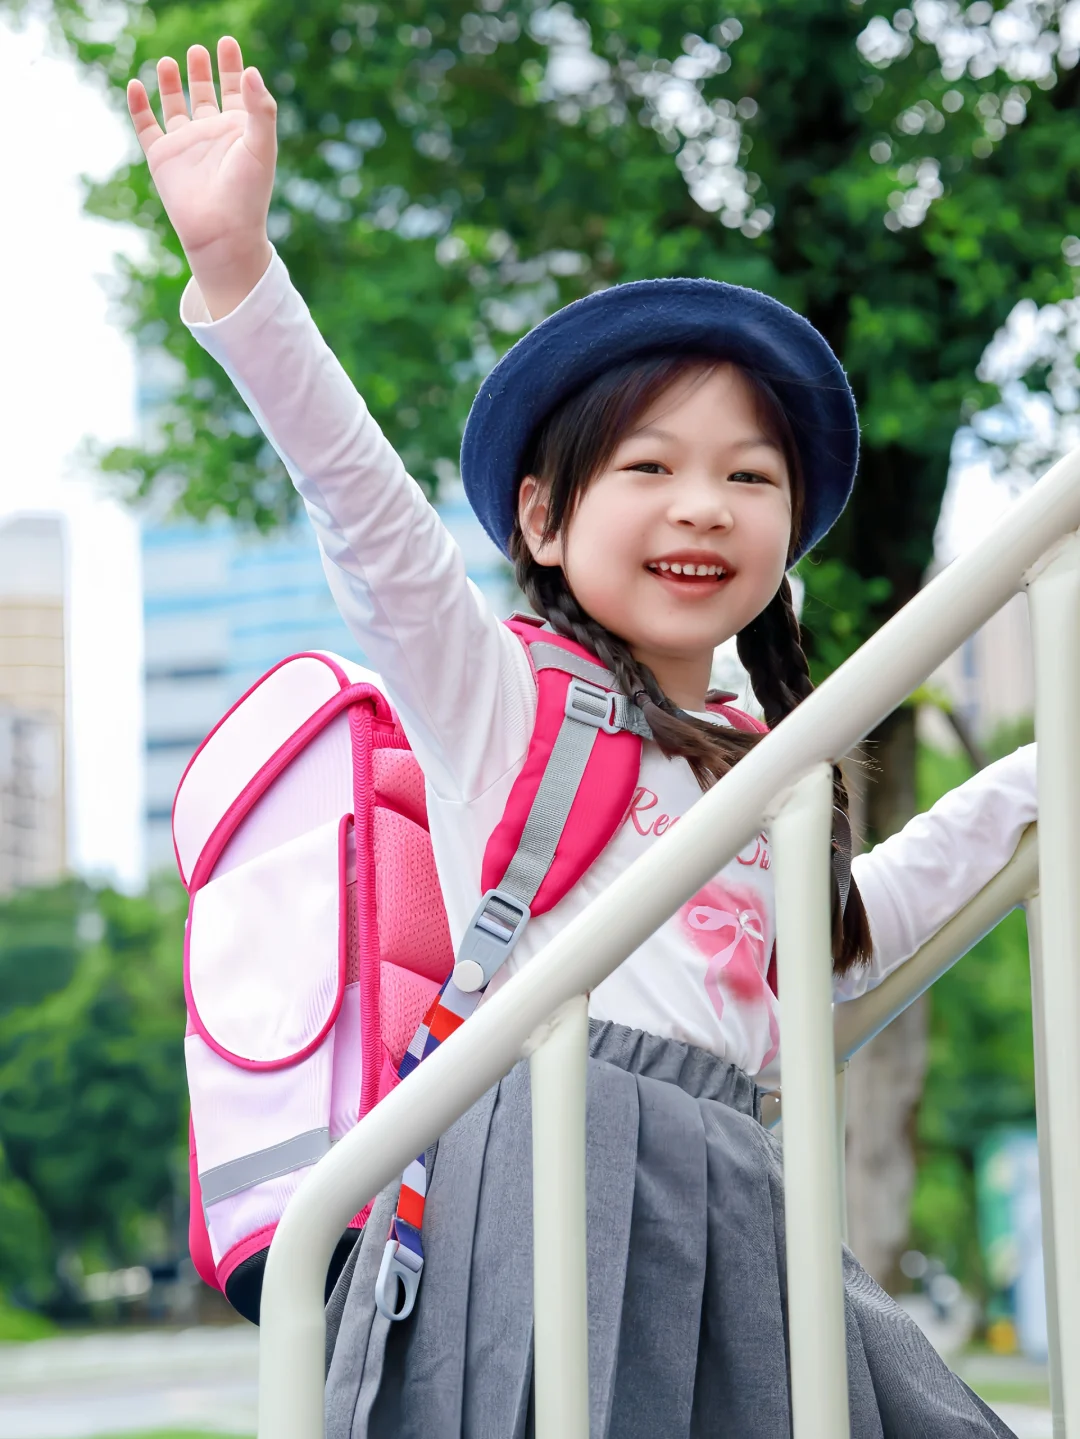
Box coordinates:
[324,1021,1014,1438]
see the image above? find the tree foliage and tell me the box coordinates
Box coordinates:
[908,723,1038,1292]
[0,878,188,1309]
[12,0,1080,675]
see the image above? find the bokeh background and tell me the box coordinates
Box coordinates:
[0,0,1075,1432]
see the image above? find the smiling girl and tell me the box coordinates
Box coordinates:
[128,38,1032,1436]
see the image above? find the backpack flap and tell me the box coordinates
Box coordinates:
[186,814,348,1068]
[184,814,349,1275]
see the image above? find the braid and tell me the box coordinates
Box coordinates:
[737,579,873,974]
[735,579,813,727]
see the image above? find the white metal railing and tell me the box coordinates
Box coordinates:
[257,444,1080,1439]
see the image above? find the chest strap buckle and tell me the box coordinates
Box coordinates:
[452,888,531,993]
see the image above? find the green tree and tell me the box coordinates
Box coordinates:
[11,0,1074,1277]
[909,727,1038,1295]
[17,1,1074,651]
[0,878,188,1309]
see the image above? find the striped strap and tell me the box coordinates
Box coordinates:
[374,973,482,1320]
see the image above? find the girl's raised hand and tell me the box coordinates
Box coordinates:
[127,36,276,319]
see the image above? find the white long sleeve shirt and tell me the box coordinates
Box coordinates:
[180,248,1037,1084]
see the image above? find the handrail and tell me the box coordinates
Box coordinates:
[758,822,1039,1130]
[834,822,1039,1064]
[257,444,1080,1438]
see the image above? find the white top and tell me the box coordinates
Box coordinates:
[180,248,1038,1086]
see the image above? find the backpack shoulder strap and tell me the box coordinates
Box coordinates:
[377,620,651,1320]
[454,619,648,992]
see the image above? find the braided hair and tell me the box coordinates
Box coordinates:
[511,353,873,975]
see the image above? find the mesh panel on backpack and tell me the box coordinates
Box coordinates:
[372,746,428,826]
[373,807,454,982]
[370,747,454,1072]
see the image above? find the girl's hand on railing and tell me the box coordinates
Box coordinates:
[126,36,276,320]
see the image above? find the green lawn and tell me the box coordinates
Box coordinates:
[966,1379,1051,1409]
[0,1299,56,1342]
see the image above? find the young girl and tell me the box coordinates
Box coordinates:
[128,38,1036,1437]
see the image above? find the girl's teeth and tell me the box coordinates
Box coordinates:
[647,561,727,577]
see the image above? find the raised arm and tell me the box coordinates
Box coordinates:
[836,743,1038,1001]
[128,39,534,800]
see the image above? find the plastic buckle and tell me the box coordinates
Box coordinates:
[375,1238,423,1321]
[452,888,531,993]
[565,677,620,734]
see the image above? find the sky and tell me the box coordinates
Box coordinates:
[0,12,1032,893]
[1,13,146,889]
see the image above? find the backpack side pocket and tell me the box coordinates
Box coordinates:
[185,813,348,1288]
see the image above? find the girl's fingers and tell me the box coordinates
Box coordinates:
[217,35,246,111]
[126,79,165,156]
[129,36,268,162]
[186,44,219,118]
[156,56,190,130]
[241,66,278,169]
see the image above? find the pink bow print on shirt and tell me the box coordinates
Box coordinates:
[680,881,779,1072]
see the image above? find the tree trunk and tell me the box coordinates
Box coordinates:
[844,706,928,1287]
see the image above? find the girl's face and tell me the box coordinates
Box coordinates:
[518,364,794,707]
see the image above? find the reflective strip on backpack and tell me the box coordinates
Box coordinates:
[198,1126,331,1208]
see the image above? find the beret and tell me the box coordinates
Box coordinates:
[459,277,858,565]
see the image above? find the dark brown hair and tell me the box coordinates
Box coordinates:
[510,353,872,975]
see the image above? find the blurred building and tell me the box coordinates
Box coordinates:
[920,592,1034,753]
[142,495,513,874]
[0,515,67,893]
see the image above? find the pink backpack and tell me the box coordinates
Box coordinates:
[174,617,765,1322]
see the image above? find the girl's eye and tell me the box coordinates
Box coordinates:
[729,470,773,485]
[625,461,670,475]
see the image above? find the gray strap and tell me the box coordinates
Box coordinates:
[500,708,601,905]
[529,641,617,690]
[199,1127,330,1207]
[611,694,654,740]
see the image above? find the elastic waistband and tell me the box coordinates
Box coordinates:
[587,1019,761,1121]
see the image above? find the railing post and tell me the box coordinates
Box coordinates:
[1025,896,1066,1437]
[529,993,590,1439]
[770,764,850,1439]
[1027,530,1080,1435]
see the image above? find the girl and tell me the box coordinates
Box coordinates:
[128,38,1036,1437]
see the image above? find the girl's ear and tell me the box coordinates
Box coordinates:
[517,474,564,568]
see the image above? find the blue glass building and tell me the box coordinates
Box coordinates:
[143,490,513,872]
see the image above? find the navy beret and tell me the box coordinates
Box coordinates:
[459,277,858,565]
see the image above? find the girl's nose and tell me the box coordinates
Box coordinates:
[670,475,734,531]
